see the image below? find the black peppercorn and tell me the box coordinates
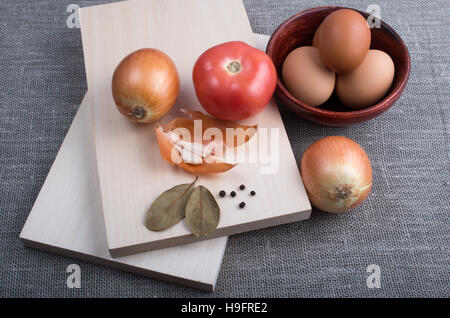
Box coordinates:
[250,190,256,196]
[219,190,226,197]
[239,184,245,190]
[230,191,236,197]
[239,202,245,209]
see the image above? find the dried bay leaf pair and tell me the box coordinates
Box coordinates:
[145,177,220,238]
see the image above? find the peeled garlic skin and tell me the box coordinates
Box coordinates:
[300,136,372,213]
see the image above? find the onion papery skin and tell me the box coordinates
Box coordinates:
[112,48,180,123]
[154,110,257,174]
[300,136,372,213]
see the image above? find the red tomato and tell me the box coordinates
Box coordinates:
[193,41,277,121]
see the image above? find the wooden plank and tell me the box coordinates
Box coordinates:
[19,93,228,291]
[81,0,311,257]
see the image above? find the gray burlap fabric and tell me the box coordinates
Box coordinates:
[0,0,448,297]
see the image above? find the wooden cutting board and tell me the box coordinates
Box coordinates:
[19,94,226,292]
[80,0,311,257]
[19,33,273,292]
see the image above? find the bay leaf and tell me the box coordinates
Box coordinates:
[185,185,220,238]
[145,177,197,231]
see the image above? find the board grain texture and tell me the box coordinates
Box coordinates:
[80,0,311,257]
[18,94,227,292]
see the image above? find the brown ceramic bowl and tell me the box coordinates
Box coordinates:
[267,6,410,126]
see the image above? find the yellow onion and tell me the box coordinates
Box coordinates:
[300,136,372,213]
[112,48,179,123]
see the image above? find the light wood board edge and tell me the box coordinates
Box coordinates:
[110,209,310,257]
[20,237,216,292]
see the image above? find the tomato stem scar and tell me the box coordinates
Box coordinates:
[226,60,242,75]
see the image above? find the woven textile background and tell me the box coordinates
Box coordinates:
[0,0,449,297]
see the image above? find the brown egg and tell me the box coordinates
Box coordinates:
[318,9,371,73]
[336,50,395,109]
[312,23,322,48]
[282,46,335,107]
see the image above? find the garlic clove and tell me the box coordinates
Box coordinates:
[202,140,219,158]
[176,145,203,165]
[155,110,257,174]
[155,126,180,165]
[178,140,204,157]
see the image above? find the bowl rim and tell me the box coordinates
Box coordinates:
[266,6,411,119]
